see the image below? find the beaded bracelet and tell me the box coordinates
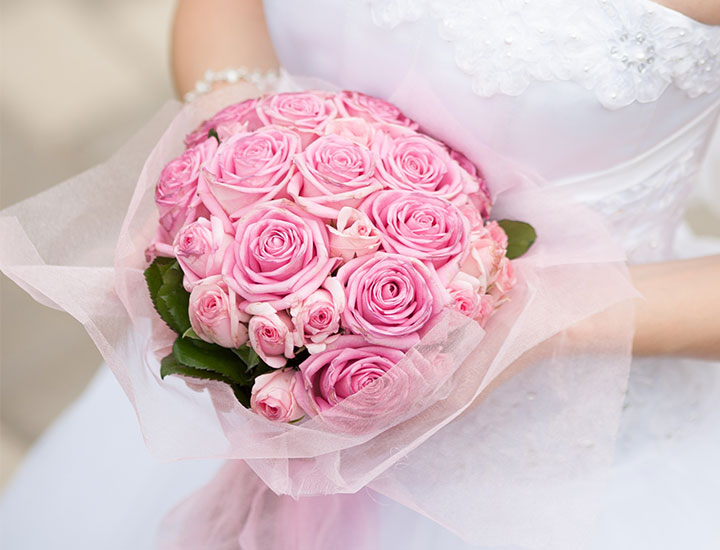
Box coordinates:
[183,67,282,102]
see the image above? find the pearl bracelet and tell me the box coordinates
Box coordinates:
[183,67,282,103]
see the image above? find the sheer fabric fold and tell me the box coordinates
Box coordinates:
[0,83,637,550]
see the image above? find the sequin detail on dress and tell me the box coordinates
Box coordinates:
[362,0,720,109]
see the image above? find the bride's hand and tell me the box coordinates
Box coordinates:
[630,255,720,359]
[172,0,278,98]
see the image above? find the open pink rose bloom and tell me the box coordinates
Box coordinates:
[0,86,637,550]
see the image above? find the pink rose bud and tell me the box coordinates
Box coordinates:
[257,92,338,146]
[223,200,338,310]
[246,302,296,369]
[173,216,234,291]
[477,293,497,328]
[293,336,406,415]
[360,190,470,284]
[458,203,486,240]
[337,253,450,349]
[324,117,376,147]
[328,207,382,262]
[202,127,300,218]
[449,149,479,178]
[290,278,345,354]
[373,133,479,205]
[289,135,383,219]
[335,91,418,129]
[447,272,484,319]
[250,370,305,422]
[153,137,218,245]
[189,276,250,349]
[184,98,262,148]
[486,221,509,249]
[449,149,492,219]
[489,256,517,306]
[460,221,509,290]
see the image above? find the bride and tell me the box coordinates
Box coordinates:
[2,0,719,548]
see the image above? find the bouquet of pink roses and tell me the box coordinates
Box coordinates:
[144,90,536,425]
[0,82,636,550]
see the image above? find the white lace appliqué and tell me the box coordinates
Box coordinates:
[363,0,720,109]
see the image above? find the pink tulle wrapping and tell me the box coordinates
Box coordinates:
[157,461,380,550]
[0,83,638,550]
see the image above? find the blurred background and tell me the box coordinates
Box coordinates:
[1,0,176,485]
[0,0,719,488]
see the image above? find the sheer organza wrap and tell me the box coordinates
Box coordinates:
[0,83,637,550]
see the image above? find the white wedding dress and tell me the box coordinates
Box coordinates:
[2,1,720,549]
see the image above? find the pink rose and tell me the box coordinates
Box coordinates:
[485,221,509,249]
[246,302,296,369]
[324,117,376,147]
[290,278,345,354]
[223,200,338,310]
[153,137,217,245]
[449,149,478,178]
[460,221,509,291]
[289,135,383,219]
[447,272,484,319]
[185,98,262,148]
[173,216,234,291]
[336,253,449,349]
[360,190,470,284]
[458,203,486,240]
[335,91,418,129]
[328,207,382,262]
[449,149,492,219]
[256,92,338,146]
[489,256,516,306]
[250,370,305,422]
[477,293,497,328]
[293,336,406,415]
[202,127,300,218]
[189,276,250,349]
[373,133,478,205]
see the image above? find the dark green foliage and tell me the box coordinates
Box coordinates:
[497,220,537,259]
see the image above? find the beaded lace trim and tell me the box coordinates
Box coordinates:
[362,0,720,109]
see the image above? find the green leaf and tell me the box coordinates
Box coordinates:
[231,384,252,408]
[172,337,249,385]
[231,345,275,377]
[144,259,166,303]
[182,327,201,340]
[160,352,230,383]
[144,257,191,335]
[185,337,223,351]
[157,262,191,334]
[232,345,262,372]
[161,349,255,408]
[208,128,220,142]
[497,220,537,260]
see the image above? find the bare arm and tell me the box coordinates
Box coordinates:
[631,255,720,359]
[655,0,720,25]
[171,0,279,98]
[632,2,720,356]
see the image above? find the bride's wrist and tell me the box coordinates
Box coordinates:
[171,0,279,99]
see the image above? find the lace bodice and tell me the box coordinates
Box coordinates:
[263,0,720,261]
[364,0,720,109]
